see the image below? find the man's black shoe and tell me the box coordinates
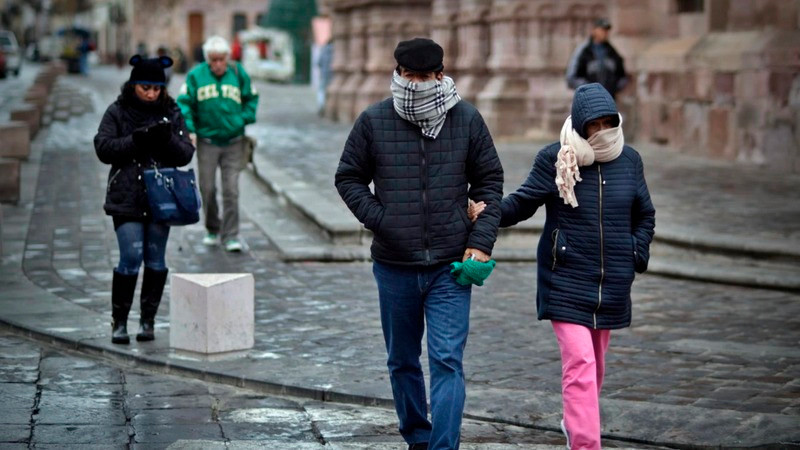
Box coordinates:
[408,443,428,450]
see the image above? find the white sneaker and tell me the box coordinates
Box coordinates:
[224,239,243,252]
[560,418,570,449]
[202,233,219,246]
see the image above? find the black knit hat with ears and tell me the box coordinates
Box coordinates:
[128,54,173,85]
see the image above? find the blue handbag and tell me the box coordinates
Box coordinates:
[142,165,201,226]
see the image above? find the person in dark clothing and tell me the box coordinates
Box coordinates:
[566,18,629,99]
[469,83,655,449]
[335,38,504,450]
[94,55,195,344]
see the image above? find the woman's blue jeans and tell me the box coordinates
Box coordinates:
[115,221,170,275]
[373,261,472,450]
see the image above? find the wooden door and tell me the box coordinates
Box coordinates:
[188,12,204,62]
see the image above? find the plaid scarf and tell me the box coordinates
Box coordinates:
[391,71,461,140]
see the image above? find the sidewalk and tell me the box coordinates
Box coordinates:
[0,65,798,448]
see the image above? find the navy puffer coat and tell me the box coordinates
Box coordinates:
[336,98,504,266]
[501,84,655,329]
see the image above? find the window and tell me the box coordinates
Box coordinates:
[232,13,247,36]
[676,0,704,13]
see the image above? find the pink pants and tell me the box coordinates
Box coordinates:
[552,320,611,450]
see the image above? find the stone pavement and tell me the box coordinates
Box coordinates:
[0,65,799,448]
[0,328,597,449]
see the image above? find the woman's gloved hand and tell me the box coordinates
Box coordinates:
[132,120,172,150]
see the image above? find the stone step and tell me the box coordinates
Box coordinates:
[245,155,800,291]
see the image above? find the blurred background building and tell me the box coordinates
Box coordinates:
[1,0,798,171]
[324,0,800,173]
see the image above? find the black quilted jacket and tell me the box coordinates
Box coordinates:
[94,96,195,220]
[335,98,504,266]
[501,143,656,329]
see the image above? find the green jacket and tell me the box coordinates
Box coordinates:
[177,62,259,145]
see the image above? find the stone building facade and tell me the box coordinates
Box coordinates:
[129,0,269,63]
[89,0,270,67]
[324,0,800,172]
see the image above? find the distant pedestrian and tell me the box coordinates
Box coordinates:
[315,39,333,115]
[335,37,504,450]
[94,55,195,344]
[177,36,259,252]
[469,83,655,449]
[566,18,628,99]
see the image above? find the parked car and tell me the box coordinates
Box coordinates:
[0,30,21,76]
[0,49,7,79]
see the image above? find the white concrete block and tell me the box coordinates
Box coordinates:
[170,273,255,353]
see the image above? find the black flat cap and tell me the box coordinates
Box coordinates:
[394,38,444,73]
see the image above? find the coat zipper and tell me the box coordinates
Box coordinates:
[551,229,560,270]
[420,138,431,264]
[107,168,122,191]
[594,166,604,329]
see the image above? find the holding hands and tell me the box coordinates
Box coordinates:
[467,198,486,223]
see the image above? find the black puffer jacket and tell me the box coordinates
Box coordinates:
[335,98,504,266]
[94,95,195,220]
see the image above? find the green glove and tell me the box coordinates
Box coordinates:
[450,259,497,286]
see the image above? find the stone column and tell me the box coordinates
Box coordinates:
[453,0,490,105]
[430,0,460,77]
[325,6,351,120]
[335,6,368,122]
[522,1,608,138]
[477,0,531,137]
[355,0,431,116]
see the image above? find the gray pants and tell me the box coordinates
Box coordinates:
[196,138,244,242]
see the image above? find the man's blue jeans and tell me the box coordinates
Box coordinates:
[373,261,472,450]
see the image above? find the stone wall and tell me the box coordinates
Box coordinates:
[325,0,800,172]
[130,0,269,59]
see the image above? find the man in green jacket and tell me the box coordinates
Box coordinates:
[177,35,259,252]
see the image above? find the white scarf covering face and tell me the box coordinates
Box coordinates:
[391,71,461,140]
[555,113,624,207]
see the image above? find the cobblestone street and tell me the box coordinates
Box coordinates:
[1,328,593,448]
[0,64,799,448]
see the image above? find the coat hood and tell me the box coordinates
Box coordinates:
[571,83,618,138]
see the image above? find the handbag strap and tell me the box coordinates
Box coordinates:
[161,171,197,213]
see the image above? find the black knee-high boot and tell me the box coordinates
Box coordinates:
[111,270,139,344]
[136,267,168,342]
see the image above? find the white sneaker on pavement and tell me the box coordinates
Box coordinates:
[224,239,243,252]
[202,233,219,246]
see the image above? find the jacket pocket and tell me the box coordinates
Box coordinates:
[551,228,568,270]
[632,234,647,273]
[368,205,387,234]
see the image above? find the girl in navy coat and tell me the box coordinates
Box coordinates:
[470,83,655,449]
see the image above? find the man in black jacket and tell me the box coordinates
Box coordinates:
[566,18,629,99]
[335,38,504,450]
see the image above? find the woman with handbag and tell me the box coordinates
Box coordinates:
[94,55,195,344]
